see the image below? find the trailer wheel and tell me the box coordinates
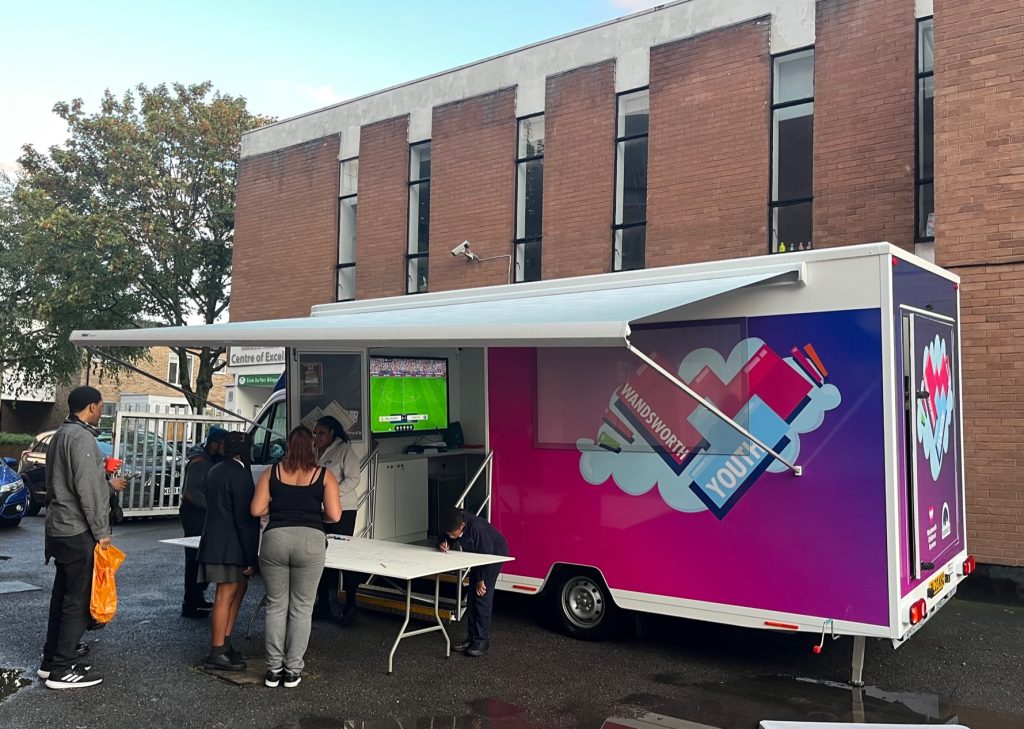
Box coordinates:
[554,572,619,640]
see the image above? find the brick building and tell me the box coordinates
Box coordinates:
[88,347,230,422]
[230,1,1022,570]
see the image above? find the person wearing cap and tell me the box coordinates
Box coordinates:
[179,426,228,618]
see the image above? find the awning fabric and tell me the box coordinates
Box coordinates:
[71,266,801,350]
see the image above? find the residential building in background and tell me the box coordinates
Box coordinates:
[89,347,230,424]
[230,1,1022,571]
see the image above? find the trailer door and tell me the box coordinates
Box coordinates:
[900,309,963,581]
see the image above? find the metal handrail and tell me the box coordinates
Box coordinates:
[453,450,494,621]
[454,450,494,511]
[355,444,380,539]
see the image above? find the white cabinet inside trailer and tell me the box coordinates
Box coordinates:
[375,459,428,543]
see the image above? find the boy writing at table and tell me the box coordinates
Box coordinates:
[438,508,509,657]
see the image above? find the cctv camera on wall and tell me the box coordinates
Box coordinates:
[451,240,478,260]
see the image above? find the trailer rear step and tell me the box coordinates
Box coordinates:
[344,583,465,622]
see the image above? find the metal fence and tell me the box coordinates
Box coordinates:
[113,408,246,517]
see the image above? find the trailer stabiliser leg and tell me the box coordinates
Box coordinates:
[850,635,866,687]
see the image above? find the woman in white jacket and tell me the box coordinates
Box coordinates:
[311,416,362,623]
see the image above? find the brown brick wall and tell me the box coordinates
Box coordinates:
[934,0,1024,567]
[232,138,339,322]
[357,116,411,299]
[813,0,916,251]
[542,61,616,278]
[647,19,770,265]
[430,89,517,291]
[90,348,230,408]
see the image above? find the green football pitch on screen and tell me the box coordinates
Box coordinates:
[370,375,449,433]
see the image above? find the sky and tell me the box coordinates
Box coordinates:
[0,0,663,173]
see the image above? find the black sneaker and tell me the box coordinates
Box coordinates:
[264,669,282,688]
[45,665,102,689]
[282,669,301,688]
[38,662,91,680]
[453,638,472,652]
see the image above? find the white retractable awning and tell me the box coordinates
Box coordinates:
[71,264,803,350]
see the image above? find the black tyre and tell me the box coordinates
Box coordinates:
[552,571,620,641]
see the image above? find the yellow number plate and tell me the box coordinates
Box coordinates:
[929,574,946,596]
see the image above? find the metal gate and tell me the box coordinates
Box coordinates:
[113,408,245,517]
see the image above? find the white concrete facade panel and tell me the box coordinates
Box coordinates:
[243,0,817,159]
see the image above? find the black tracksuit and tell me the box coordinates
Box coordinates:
[440,512,508,643]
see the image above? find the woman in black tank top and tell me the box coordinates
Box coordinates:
[251,426,340,687]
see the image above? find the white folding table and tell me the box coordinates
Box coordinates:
[161,534,513,673]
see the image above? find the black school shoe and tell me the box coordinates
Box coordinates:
[338,605,358,626]
[45,665,103,689]
[464,640,490,657]
[181,603,213,618]
[453,638,473,652]
[203,652,246,672]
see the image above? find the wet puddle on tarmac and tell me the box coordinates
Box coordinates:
[627,674,1021,728]
[0,669,31,704]
[269,676,1021,729]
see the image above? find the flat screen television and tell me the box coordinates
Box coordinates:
[369,356,449,436]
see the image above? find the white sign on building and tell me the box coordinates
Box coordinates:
[228,347,286,368]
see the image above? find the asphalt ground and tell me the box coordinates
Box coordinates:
[0,515,1021,729]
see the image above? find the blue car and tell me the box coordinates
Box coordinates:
[0,457,30,527]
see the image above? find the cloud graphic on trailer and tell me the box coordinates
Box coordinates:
[578,338,841,513]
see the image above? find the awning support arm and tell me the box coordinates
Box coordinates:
[86,347,279,437]
[624,339,803,477]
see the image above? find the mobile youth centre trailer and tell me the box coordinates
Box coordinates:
[73,243,972,682]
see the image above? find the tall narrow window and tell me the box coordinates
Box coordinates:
[337,158,358,301]
[407,141,431,294]
[168,353,196,386]
[916,18,934,241]
[515,114,544,283]
[613,89,649,271]
[770,48,814,253]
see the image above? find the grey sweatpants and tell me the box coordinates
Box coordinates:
[259,526,326,672]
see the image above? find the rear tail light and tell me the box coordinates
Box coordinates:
[962,556,976,576]
[909,598,928,625]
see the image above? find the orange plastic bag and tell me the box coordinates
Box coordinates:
[90,543,126,624]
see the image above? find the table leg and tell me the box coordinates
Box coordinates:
[387,579,413,674]
[435,573,450,657]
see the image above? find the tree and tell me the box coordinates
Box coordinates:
[0,82,274,411]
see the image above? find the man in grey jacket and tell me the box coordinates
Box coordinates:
[40,386,126,690]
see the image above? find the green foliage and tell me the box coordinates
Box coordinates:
[0,432,34,446]
[0,82,274,409]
